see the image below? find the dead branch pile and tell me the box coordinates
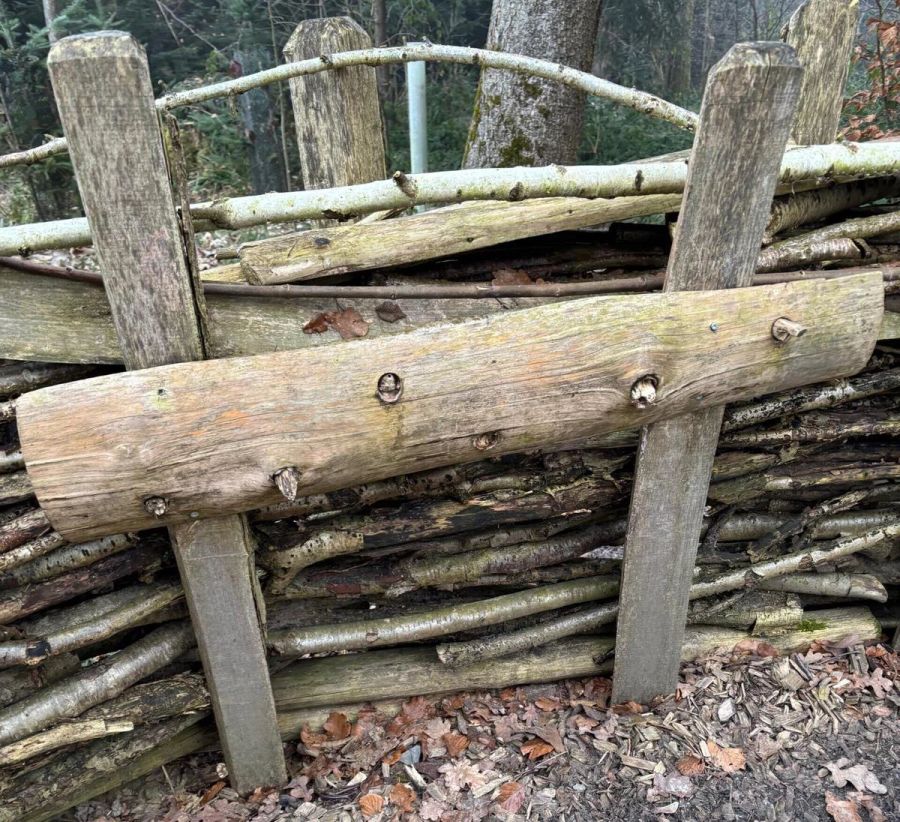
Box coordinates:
[0,177,898,820]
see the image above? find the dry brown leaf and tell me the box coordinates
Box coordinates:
[675,755,705,776]
[848,791,887,822]
[732,638,779,658]
[612,700,645,715]
[300,725,327,747]
[375,301,407,323]
[491,268,532,285]
[359,792,385,818]
[423,717,452,740]
[825,791,863,822]
[442,731,469,757]
[328,307,370,340]
[706,739,746,773]
[199,781,226,806]
[497,781,526,814]
[402,696,431,721]
[389,783,417,813]
[323,712,352,741]
[520,738,554,760]
[535,696,562,711]
[302,312,331,334]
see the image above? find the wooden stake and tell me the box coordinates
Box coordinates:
[283,17,386,195]
[783,0,859,144]
[612,43,802,704]
[47,32,286,791]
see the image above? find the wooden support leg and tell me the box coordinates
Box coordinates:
[611,43,802,704]
[47,32,286,790]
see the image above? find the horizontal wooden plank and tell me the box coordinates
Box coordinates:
[17,273,883,542]
[2,266,896,366]
[239,195,682,284]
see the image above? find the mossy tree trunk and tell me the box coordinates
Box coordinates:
[463,0,603,168]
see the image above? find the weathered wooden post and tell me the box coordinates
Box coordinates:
[611,43,803,704]
[783,0,859,144]
[283,17,386,193]
[47,32,286,790]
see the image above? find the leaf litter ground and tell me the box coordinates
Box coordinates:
[72,638,900,822]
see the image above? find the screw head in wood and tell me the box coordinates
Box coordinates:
[272,465,303,502]
[376,372,403,404]
[771,317,807,343]
[143,496,168,517]
[630,375,659,409]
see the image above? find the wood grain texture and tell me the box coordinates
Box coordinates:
[1,266,896,364]
[46,32,204,370]
[283,17,385,193]
[47,32,286,791]
[239,195,681,284]
[783,0,859,144]
[612,43,803,704]
[17,273,882,542]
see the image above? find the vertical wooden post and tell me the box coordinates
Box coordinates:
[611,43,802,705]
[47,32,286,791]
[783,0,859,144]
[283,16,386,192]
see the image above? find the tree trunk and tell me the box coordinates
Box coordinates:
[463,0,603,167]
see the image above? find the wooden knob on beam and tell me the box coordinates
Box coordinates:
[771,317,808,343]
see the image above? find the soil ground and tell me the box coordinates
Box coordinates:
[70,639,900,822]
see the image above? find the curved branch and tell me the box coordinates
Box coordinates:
[0,137,67,170]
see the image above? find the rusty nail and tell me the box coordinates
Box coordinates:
[376,372,403,404]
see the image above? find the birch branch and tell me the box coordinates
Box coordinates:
[0,43,698,173]
[5,140,900,252]
[436,524,899,666]
[0,620,194,746]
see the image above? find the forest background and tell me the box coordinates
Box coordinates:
[0,0,897,225]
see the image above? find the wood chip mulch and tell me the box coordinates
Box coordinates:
[73,639,900,822]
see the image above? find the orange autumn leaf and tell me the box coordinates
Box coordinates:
[675,755,705,776]
[300,725,327,747]
[707,739,746,773]
[535,697,562,711]
[497,781,526,814]
[612,700,645,715]
[442,731,469,757]
[732,638,779,658]
[389,783,417,813]
[521,738,554,760]
[199,781,225,806]
[382,747,403,766]
[359,793,385,818]
[323,711,352,741]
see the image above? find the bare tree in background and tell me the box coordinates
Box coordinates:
[463,0,603,168]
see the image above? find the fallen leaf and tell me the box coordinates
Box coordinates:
[199,781,225,805]
[732,638,779,658]
[570,715,598,734]
[652,772,694,798]
[420,796,447,820]
[492,268,532,285]
[423,717,452,740]
[323,711,352,741]
[442,731,469,757]
[497,781,526,814]
[530,724,565,753]
[300,725,327,747]
[848,791,887,822]
[375,301,407,323]
[401,696,431,721]
[439,759,487,792]
[535,696,561,711]
[520,738,554,760]
[706,739,746,773]
[389,783,417,813]
[825,759,888,794]
[825,791,863,822]
[302,312,331,334]
[612,700,645,715]
[359,792,384,818]
[328,307,370,340]
[675,755,705,776]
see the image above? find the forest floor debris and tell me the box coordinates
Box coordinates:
[73,639,900,822]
